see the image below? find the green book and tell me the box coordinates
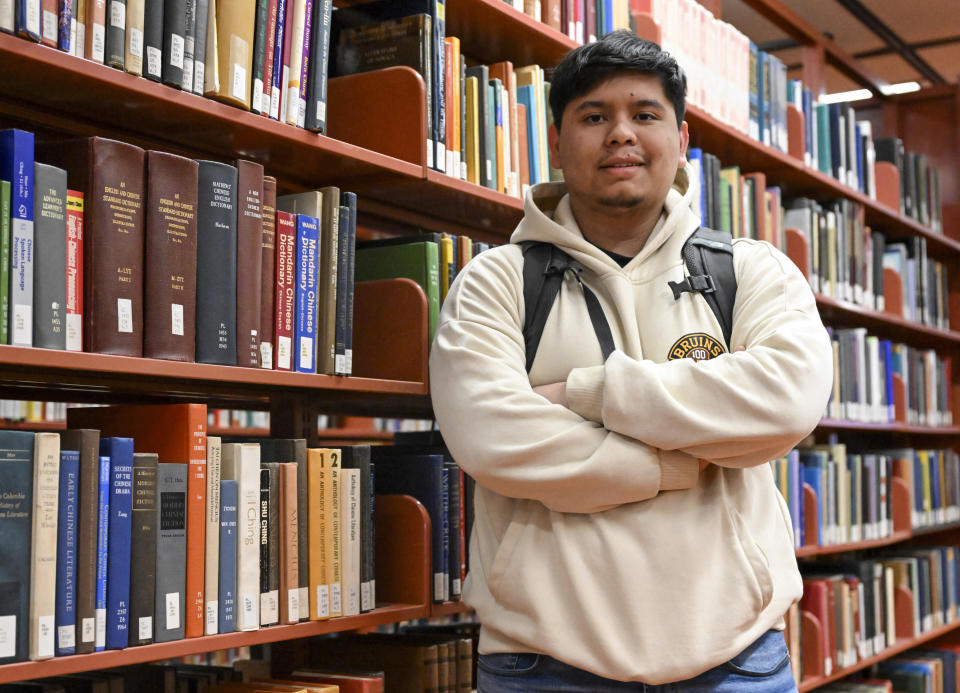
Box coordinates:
[816,104,832,177]
[718,177,732,236]
[0,180,9,344]
[355,241,440,345]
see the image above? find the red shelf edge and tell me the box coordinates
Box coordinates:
[795,529,912,558]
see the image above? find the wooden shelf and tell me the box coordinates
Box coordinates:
[0,346,430,417]
[0,419,67,431]
[429,601,472,618]
[0,604,425,685]
[798,617,960,692]
[817,419,960,435]
[814,294,960,350]
[795,529,912,558]
[209,426,395,441]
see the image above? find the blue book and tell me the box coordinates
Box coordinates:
[930,450,942,521]
[439,466,450,601]
[748,42,759,141]
[854,122,864,193]
[0,129,34,347]
[14,0,40,39]
[686,148,705,224]
[603,0,613,35]
[516,85,540,185]
[802,87,814,166]
[270,0,287,119]
[218,480,237,634]
[881,340,894,421]
[800,454,823,545]
[55,449,80,656]
[787,449,802,547]
[755,51,767,146]
[102,437,134,650]
[94,454,110,651]
[57,0,71,52]
[293,214,320,373]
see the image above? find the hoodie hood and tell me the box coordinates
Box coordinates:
[510,164,702,278]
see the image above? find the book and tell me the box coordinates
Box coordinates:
[60,428,99,655]
[218,479,237,633]
[0,129,34,348]
[35,137,146,356]
[303,0,331,133]
[65,190,83,352]
[293,213,319,373]
[54,449,79,656]
[0,430,35,664]
[342,446,373,611]
[195,160,238,365]
[249,0,269,114]
[204,436,221,635]
[0,179,9,345]
[16,0,41,39]
[155,462,187,642]
[259,0,277,115]
[259,176,276,369]
[32,162,67,351]
[278,462,299,623]
[210,0,255,108]
[316,187,338,375]
[102,437,133,651]
[40,0,56,44]
[94,453,108,651]
[83,0,104,62]
[104,0,124,68]
[306,447,332,620]
[273,210,295,371]
[29,431,60,661]
[161,0,185,86]
[340,466,360,617]
[333,200,349,375]
[192,0,208,94]
[141,0,162,80]
[143,151,199,362]
[355,240,440,344]
[221,442,260,631]
[128,452,157,646]
[181,0,196,91]
[342,192,356,375]
[258,465,278,626]
[235,160,264,368]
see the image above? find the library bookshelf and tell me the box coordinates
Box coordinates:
[0,0,958,689]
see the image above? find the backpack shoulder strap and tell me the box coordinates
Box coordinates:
[667,227,738,350]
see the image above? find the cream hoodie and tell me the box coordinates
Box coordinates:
[429,166,833,684]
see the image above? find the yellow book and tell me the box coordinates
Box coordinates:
[918,450,932,523]
[719,167,741,237]
[204,0,220,95]
[826,210,837,299]
[124,0,144,76]
[306,448,331,620]
[322,448,342,617]
[210,0,255,109]
[440,235,453,302]
[445,37,461,178]
[465,76,480,185]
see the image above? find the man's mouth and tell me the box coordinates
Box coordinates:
[600,160,644,169]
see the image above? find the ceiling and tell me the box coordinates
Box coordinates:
[719,0,960,95]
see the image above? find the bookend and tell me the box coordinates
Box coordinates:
[891,477,912,533]
[892,374,908,424]
[630,11,662,45]
[786,105,805,162]
[352,278,429,384]
[327,66,428,168]
[800,609,825,680]
[784,228,810,281]
[874,162,901,214]
[802,482,818,549]
[882,268,904,318]
[894,585,916,641]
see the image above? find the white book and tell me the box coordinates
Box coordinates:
[340,467,360,617]
[222,442,260,631]
[284,0,307,126]
[204,436,222,635]
[29,432,60,661]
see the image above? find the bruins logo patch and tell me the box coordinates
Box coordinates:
[668,333,726,361]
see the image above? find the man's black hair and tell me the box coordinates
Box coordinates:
[549,30,686,131]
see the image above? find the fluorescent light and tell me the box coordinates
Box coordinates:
[820,89,871,104]
[881,81,921,95]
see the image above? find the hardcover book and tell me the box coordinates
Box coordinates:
[221,442,260,631]
[0,180,10,345]
[218,479,237,633]
[65,190,83,351]
[293,214,319,373]
[32,162,67,350]
[278,462,299,623]
[123,0,143,75]
[210,0,255,108]
[259,176,276,369]
[94,453,108,651]
[204,436,221,635]
[29,431,60,661]
[161,0,185,86]
[0,129,34,348]
[104,0,124,68]
[235,159,263,368]
[141,0,162,80]
[35,137,146,356]
[128,452,157,646]
[102,437,134,651]
[54,449,79,656]
[144,151,199,361]
[273,210,295,371]
[155,462,187,642]
[0,430,35,664]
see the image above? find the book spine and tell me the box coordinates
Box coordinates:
[258,466,274,625]
[16,0,40,39]
[260,0,277,115]
[55,0,70,48]
[250,0,268,113]
[155,463,187,642]
[84,0,104,61]
[141,0,162,79]
[270,0,286,119]
[294,0,311,128]
[62,428,98,655]
[104,438,133,650]
[307,449,328,620]
[65,191,83,352]
[32,163,67,351]
[235,160,263,368]
[184,407,207,638]
[94,454,109,651]
[278,462,298,623]
[128,453,157,646]
[0,0,11,31]
[124,0,143,75]
[54,450,79,656]
[218,479,237,634]
[329,464,340,617]
[195,160,238,365]
[1,130,34,347]
[0,180,9,345]
[341,467,360,616]
[293,214,319,373]
[105,0,124,67]
[204,436,221,635]
[333,203,348,375]
[181,0,195,91]
[294,440,307,622]
[343,192,356,375]
[273,210,295,370]
[236,445,260,631]
[317,189,337,375]
[191,0,207,93]
[28,432,58,661]
[303,0,330,132]
[258,176,276,368]
[0,432,34,664]
[161,0,185,87]
[283,0,305,126]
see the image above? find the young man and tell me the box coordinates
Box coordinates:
[429,31,832,691]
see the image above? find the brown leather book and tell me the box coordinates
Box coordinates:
[144,151,199,361]
[455,639,471,693]
[305,635,439,693]
[259,176,277,369]
[278,462,299,624]
[543,0,561,31]
[36,137,146,356]
[235,160,264,368]
[60,428,100,654]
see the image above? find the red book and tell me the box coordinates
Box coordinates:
[800,578,833,676]
[65,190,83,352]
[585,0,597,43]
[262,0,279,119]
[457,468,466,588]
[40,0,58,45]
[66,403,208,638]
[273,210,296,370]
[444,39,454,176]
[260,176,277,368]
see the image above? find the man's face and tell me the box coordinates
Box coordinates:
[549,71,689,216]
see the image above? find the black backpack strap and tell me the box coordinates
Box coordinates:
[667,227,737,350]
[521,242,615,373]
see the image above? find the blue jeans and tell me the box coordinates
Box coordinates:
[477,629,797,692]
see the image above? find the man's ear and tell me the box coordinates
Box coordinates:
[548,124,562,170]
[678,121,690,168]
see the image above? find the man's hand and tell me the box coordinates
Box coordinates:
[533,381,568,408]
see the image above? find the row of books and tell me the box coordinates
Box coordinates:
[793,546,960,681]
[692,148,951,330]
[2,0,335,133]
[506,0,632,44]
[0,128,361,375]
[0,400,70,422]
[771,446,960,549]
[826,328,953,427]
[821,649,960,693]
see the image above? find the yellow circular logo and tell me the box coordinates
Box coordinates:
[668,333,726,361]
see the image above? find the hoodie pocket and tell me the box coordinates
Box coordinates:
[487,500,534,599]
[726,503,774,612]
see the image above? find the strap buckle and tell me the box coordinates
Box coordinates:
[668,274,716,300]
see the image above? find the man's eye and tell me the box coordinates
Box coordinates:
[635,112,656,121]
[584,114,604,124]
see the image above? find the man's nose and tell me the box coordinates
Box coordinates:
[605,117,637,146]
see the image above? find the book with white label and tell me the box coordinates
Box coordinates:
[221,442,260,631]
[204,436,221,635]
[0,431,36,663]
[128,452,157,646]
[29,431,60,661]
[154,462,187,643]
